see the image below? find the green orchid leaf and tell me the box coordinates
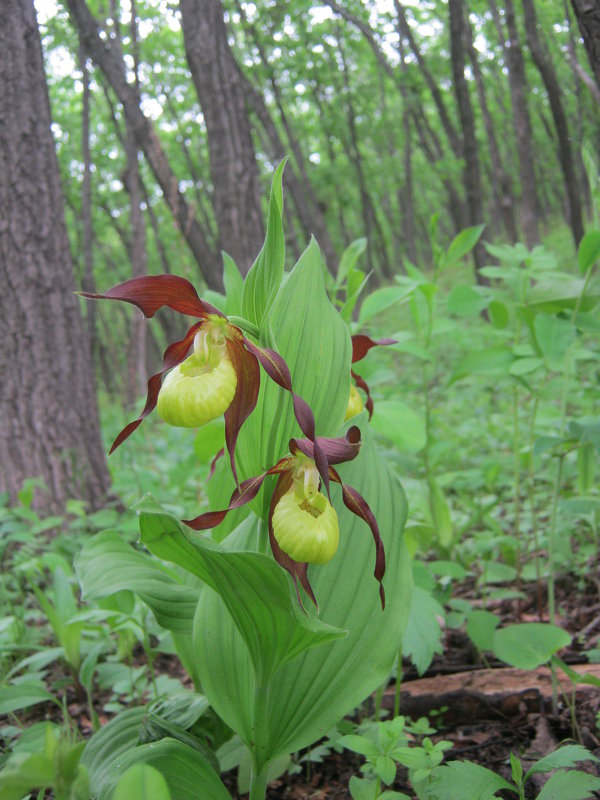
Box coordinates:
[0,752,56,800]
[75,530,200,634]
[236,236,351,517]
[98,739,231,800]
[137,496,345,682]
[82,707,148,796]
[241,158,286,328]
[113,764,171,800]
[221,251,243,316]
[194,428,411,769]
[0,682,60,715]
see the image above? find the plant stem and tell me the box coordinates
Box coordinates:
[228,315,260,339]
[250,679,271,800]
[249,765,269,800]
[394,645,403,719]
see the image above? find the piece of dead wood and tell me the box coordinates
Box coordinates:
[384,664,600,724]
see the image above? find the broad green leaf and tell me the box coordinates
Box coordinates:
[447,284,489,317]
[509,357,544,376]
[534,314,576,361]
[444,225,485,267]
[428,477,453,548]
[370,400,426,453]
[221,251,243,315]
[349,776,379,800]
[138,496,345,681]
[113,764,171,800]
[98,739,231,800]
[237,237,351,517]
[75,530,200,634]
[466,610,500,652]
[0,752,56,800]
[241,159,286,327]
[578,230,600,274]
[451,347,513,382]
[576,443,596,493]
[535,770,600,800]
[339,735,381,759]
[82,707,148,795]
[488,299,510,328]
[429,761,513,799]
[528,276,600,312]
[493,623,571,669]
[0,682,59,715]
[337,237,367,287]
[194,419,225,464]
[402,585,444,675]
[528,745,598,777]
[376,754,397,784]
[340,267,369,322]
[358,284,414,325]
[194,429,411,767]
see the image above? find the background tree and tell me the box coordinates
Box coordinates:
[0,0,111,513]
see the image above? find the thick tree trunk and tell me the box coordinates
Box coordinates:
[178,0,264,275]
[448,0,487,281]
[491,0,540,248]
[65,0,223,290]
[0,0,111,513]
[522,0,585,247]
[570,0,600,90]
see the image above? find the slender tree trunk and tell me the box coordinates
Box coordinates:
[79,45,96,348]
[570,0,600,90]
[522,0,585,246]
[490,0,540,248]
[65,0,223,290]
[448,0,487,281]
[178,0,264,274]
[0,0,111,513]
[464,8,518,242]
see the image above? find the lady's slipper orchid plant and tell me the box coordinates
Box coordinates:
[346,334,396,420]
[80,275,329,487]
[183,426,386,610]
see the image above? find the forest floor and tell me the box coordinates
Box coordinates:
[28,575,600,799]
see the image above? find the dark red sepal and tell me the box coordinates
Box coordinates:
[242,339,330,497]
[268,472,317,610]
[224,334,260,485]
[183,456,294,530]
[109,320,204,453]
[329,466,386,610]
[78,275,216,319]
[351,335,396,364]
[291,427,362,466]
[351,370,374,420]
[208,448,224,479]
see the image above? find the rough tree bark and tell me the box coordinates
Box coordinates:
[522,0,584,247]
[178,0,264,274]
[490,0,540,248]
[448,0,487,280]
[65,0,224,290]
[570,0,600,90]
[0,0,111,513]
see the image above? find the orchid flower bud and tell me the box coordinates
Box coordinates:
[344,384,364,421]
[157,323,236,427]
[272,458,339,565]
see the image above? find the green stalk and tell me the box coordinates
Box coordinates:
[250,681,270,800]
[394,645,403,720]
[228,316,260,339]
[512,385,523,612]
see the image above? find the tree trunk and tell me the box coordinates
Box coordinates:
[570,0,600,90]
[448,0,487,281]
[463,8,518,243]
[65,0,224,290]
[522,0,585,247]
[0,0,111,513]
[178,0,264,274]
[490,0,540,248]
